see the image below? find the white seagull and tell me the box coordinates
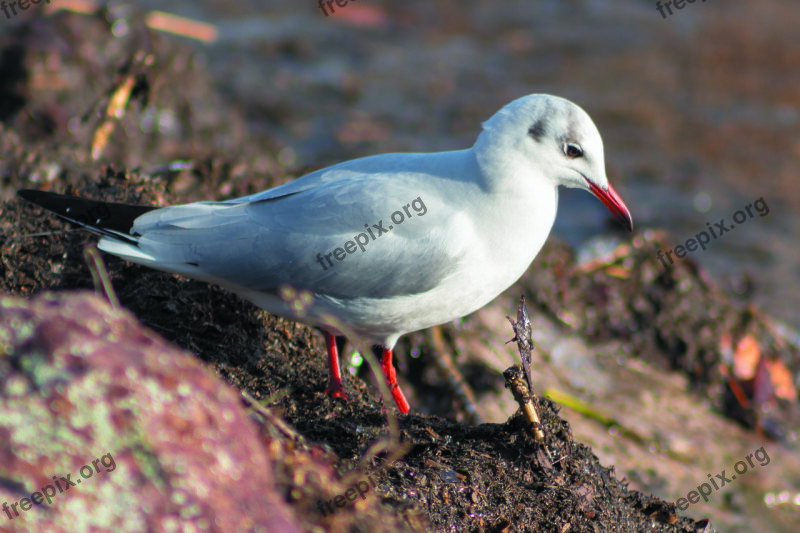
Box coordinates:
[18,94,632,414]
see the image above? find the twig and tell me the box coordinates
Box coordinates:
[45,1,218,42]
[276,285,408,478]
[241,389,302,442]
[504,296,546,444]
[430,325,483,424]
[83,244,120,309]
[503,365,545,443]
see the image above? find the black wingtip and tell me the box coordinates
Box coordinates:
[17,189,44,204]
[17,189,32,199]
[18,189,74,210]
[17,188,158,241]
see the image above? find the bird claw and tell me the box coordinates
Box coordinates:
[325,381,349,401]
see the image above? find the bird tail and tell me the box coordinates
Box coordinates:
[16,189,157,246]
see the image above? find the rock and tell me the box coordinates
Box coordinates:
[0,291,300,533]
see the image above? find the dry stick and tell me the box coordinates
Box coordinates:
[275,286,410,487]
[320,312,411,482]
[11,230,75,239]
[430,325,483,425]
[83,244,120,309]
[504,296,546,445]
[241,389,303,442]
[504,367,545,443]
[46,1,219,42]
[91,75,136,161]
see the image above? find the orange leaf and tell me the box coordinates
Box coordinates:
[732,334,760,380]
[764,359,798,401]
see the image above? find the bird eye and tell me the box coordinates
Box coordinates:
[564,143,583,158]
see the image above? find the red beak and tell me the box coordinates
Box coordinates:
[586,179,633,232]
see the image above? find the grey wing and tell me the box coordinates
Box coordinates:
[221,152,411,204]
[132,170,471,299]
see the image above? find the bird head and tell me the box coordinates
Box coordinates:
[476,94,633,231]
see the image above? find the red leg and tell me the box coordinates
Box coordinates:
[324,332,348,399]
[380,347,410,414]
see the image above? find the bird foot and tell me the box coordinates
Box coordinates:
[325,380,349,401]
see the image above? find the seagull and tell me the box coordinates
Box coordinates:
[18,94,632,414]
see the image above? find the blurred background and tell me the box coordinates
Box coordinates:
[2,0,799,331]
[32,0,800,330]
[1,1,799,531]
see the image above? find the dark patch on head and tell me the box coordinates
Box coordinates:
[528,119,547,142]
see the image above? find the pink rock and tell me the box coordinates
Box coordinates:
[0,291,300,533]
